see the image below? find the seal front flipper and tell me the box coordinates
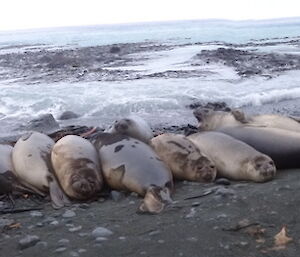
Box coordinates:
[48,176,71,209]
[138,186,173,214]
[231,109,249,123]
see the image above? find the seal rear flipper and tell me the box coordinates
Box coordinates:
[49,178,71,209]
[17,179,46,197]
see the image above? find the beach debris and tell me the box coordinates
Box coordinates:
[274,226,293,248]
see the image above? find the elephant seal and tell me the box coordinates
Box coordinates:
[94,133,173,214]
[12,132,69,208]
[188,132,276,182]
[194,108,300,132]
[105,115,154,143]
[216,126,300,169]
[0,144,14,195]
[51,135,103,200]
[150,133,216,182]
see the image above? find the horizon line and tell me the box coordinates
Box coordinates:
[1,16,300,33]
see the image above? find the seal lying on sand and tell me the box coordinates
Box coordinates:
[150,133,216,182]
[188,132,276,182]
[94,133,173,214]
[0,144,44,196]
[0,144,15,195]
[194,108,300,132]
[216,126,300,169]
[11,132,69,208]
[51,135,103,200]
[105,115,154,143]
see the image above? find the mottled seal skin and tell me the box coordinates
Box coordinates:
[188,132,276,182]
[94,133,173,214]
[0,144,14,195]
[150,133,216,183]
[51,135,103,200]
[12,132,55,194]
[105,115,154,143]
[194,108,300,133]
[0,144,18,195]
[216,126,300,169]
[11,131,69,208]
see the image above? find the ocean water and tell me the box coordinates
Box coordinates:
[1,18,300,136]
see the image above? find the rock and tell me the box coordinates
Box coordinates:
[110,190,125,201]
[58,239,70,246]
[185,208,196,218]
[36,241,48,248]
[69,225,82,232]
[148,230,160,236]
[110,46,121,53]
[23,114,60,134]
[58,111,80,120]
[30,211,43,217]
[215,187,236,197]
[92,227,113,238]
[70,251,80,257]
[54,247,67,253]
[0,218,14,229]
[18,235,40,250]
[95,237,108,242]
[215,178,231,186]
[62,210,76,218]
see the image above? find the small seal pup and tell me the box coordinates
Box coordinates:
[12,131,69,208]
[105,115,154,143]
[194,108,300,133]
[94,133,173,214]
[150,133,217,182]
[188,132,276,182]
[51,135,103,200]
[216,126,300,169]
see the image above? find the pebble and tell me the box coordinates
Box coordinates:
[111,190,125,201]
[58,239,70,246]
[185,208,196,218]
[215,178,231,186]
[92,227,113,238]
[129,201,135,205]
[36,241,48,248]
[158,239,165,244]
[18,235,40,250]
[95,237,108,242]
[186,237,198,242]
[63,210,76,218]
[119,236,126,240]
[36,222,44,227]
[54,247,67,253]
[148,230,160,236]
[215,187,236,197]
[79,233,88,237]
[30,211,43,217]
[50,220,59,226]
[69,225,82,232]
[70,251,80,257]
[78,249,87,253]
[0,218,14,229]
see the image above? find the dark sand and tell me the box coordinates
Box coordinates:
[1,169,299,257]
